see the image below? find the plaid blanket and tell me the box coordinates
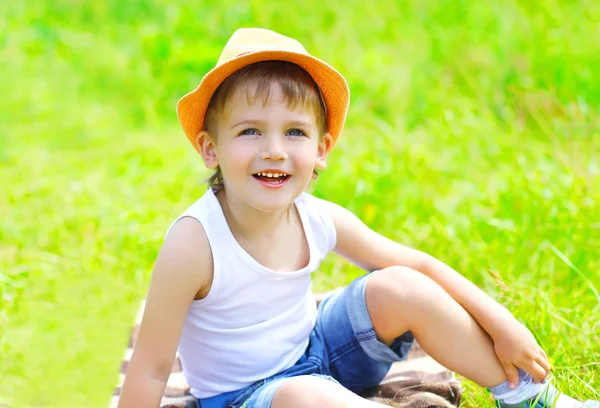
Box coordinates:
[111,296,462,408]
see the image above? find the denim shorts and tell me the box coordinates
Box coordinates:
[196,271,414,408]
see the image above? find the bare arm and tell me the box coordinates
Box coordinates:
[320,199,513,336]
[118,217,213,408]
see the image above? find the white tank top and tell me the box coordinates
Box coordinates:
[166,189,337,398]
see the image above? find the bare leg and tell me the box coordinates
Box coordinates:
[271,375,388,408]
[365,266,507,388]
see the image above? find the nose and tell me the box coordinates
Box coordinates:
[260,135,288,161]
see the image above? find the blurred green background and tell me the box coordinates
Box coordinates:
[1,1,599,407]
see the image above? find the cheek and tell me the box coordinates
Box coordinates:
[218,142,256,167]
[292,143,320,169]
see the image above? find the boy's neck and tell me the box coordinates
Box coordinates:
[215,189,294,240]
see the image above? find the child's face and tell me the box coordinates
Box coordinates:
[201,84,331,212]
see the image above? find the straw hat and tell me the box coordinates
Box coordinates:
[176,28,350,152]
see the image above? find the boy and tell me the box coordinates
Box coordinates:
[118,28,599,408]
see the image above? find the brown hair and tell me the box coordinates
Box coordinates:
[203,61,327,190]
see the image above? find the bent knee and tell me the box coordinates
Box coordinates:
[366,266,443,305]
[271,375,354,408]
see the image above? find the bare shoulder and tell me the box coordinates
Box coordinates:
[311,197,409,272]
[311,196,373,248]
[312,196,361,228]
[156,216,214,299]
[126,216,213,379]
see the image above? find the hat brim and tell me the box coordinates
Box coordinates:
[176,50,349,152]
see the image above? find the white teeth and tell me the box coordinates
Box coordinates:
[257,172,286,177]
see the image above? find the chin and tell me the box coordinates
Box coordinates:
[244,179,307,211]
[246,190,302,212]
[249,195,297,213]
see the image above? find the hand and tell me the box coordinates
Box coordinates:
[491,317,552,389]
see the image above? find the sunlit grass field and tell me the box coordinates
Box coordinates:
[1,1,599,407]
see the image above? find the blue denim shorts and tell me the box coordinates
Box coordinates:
[196,271,414,408]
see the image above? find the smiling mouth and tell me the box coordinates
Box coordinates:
[252,171,291,183]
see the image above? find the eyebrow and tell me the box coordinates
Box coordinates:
[231,119,262,129]
[231,119,316,130]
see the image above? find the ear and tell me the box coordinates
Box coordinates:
[315,132,333,170]
[195,130,219,169]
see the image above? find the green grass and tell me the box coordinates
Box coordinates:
[1,1,599,407]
